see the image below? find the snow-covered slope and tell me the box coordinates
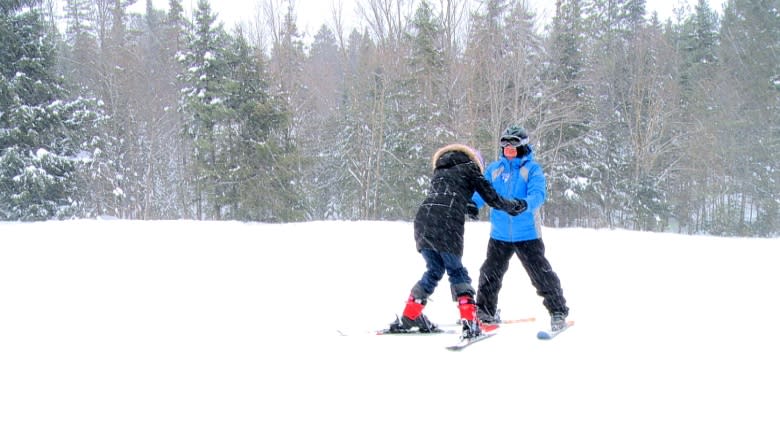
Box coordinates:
[1,220,777,438]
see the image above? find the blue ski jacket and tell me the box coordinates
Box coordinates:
[472,147,546,242]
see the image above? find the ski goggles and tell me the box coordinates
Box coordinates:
[500,136,528,147]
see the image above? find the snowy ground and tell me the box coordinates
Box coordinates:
[1,220,778,438]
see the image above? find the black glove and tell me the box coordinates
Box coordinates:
[506,199,527,216]
[466,201,480,220]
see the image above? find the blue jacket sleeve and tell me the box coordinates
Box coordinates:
[524,162,546,210]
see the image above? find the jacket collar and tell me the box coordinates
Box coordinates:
[501,154,531,169]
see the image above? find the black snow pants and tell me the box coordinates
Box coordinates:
[476,238,569,318]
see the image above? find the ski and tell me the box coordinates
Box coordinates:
[445,331,497,351]
[499,317,537,324]
[445,316,536,327]
[336,327,457,336]
[375,328,457,335]
[337,316,532,337]
[536,320,575,340]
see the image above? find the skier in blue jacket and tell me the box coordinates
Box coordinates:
[470,124,570,332]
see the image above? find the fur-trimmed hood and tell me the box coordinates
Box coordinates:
[431,144,485,173]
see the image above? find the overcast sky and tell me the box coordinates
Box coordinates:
[123,0,720,39]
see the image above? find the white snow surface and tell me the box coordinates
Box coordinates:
[1,220,778,438]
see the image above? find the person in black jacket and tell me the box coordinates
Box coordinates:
[387,144,525,339]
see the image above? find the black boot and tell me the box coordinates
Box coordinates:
[476,308,501,324]
[387,314,440,333]
[551,312,568,332]
[460,319,482,339]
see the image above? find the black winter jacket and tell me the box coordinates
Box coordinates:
[414,144,515,256]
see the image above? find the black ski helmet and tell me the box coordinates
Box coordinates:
[500,124,528,142]
[500,124,530,157]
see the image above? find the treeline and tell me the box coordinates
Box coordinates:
[1,0,777,236]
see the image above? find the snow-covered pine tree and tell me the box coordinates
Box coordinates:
[221,30,293,221]
[177,0,231,220]
[0,1,100,220]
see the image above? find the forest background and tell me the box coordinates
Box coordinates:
[1,0,778,236]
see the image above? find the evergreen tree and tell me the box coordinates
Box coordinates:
[543,0,598,227]
[85,0,144,219]
[301,25,348,220]
[266,0,308,220]
[0,1,100,220]
[337,29,384,219]
[178,0,231,219]
[713,0,779,235]
[678,0,719,107]
[61,0,98,92]
[382,0,450,220]
[221,30,292,221]
[667,0,721,233]
[584,0,658,229]
[127,0,189,218]
[160,0,192,217]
